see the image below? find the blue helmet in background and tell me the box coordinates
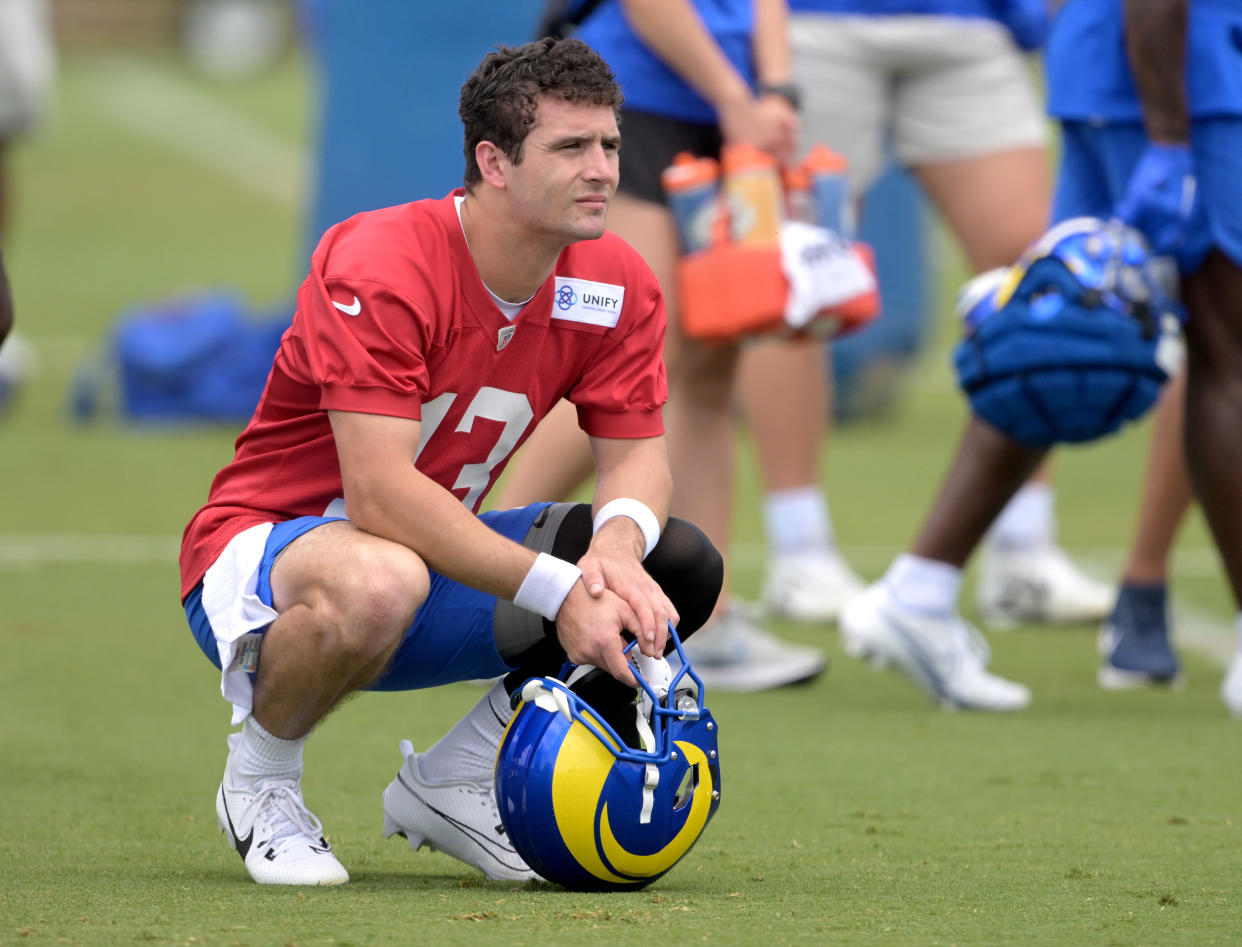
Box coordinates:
[953,217,1185,446]
[494,628,721,891]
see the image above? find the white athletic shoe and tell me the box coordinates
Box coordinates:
[216,774,349,886]
[976,544,1114,628]
[761,550,867,623]
[677,604,828,691]
[840,582,1031,711]
[1222,651,1242,719]
[382,740,536,882]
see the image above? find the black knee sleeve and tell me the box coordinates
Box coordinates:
[497,504,723,697]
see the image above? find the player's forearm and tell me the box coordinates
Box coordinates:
[752,0,793,86]
[1123,0,1189,143]
[589,436,673,557]
[346,467,538,601]
[617,0,753,112]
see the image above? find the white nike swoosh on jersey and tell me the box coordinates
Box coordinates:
[332,296,361,316]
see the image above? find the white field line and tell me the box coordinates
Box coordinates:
[2,535,1233,666]
[81,58,307,209]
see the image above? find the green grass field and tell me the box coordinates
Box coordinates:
[2,47,1239,946]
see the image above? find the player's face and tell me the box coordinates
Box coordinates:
[506,97,620,244]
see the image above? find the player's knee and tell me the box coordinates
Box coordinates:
[321,543,427,657]
[645,517,723,637]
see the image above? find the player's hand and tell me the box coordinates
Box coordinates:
[718,94,799,167]
[1116,142,1197,258]
[554,582,641,686]
[577,522,676,658]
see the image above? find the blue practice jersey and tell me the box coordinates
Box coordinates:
[1046,0,1242,121]
[789,0,1003,16]
[575,0,755,124]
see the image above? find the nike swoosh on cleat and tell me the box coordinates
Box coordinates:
[395,772,525,870]
[332,296,362,316]
[220,789,254,860]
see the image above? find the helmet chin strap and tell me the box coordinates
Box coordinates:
[632,653,674,824]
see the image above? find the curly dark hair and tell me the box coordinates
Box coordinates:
[459,37,622,189]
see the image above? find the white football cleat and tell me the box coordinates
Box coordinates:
[760,550,867,623]
[676,604,827,691]
[1222,650,1242,719]
[216,775,349,886]
[382,740,536,882]
[976,544,1114,628]
[840,582,1031,711]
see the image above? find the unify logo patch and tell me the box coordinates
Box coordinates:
[551,277,625,328]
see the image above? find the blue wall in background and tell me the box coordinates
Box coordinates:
[304,0,547,252]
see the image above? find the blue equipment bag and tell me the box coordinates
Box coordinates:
[71,291,289,424]
[953,217,1184,447]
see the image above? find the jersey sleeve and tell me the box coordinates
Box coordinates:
[288,269,434,420]
[570,277,668,439]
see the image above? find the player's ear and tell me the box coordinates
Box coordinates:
[475,140,509,190]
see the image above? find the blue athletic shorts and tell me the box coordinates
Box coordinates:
[184,502,552,691]
[1054,118,1242,273]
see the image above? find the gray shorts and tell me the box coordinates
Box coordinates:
[0,0,55,136]
[792,14,1047,195]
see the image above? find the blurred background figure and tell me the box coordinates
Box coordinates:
[760,0,1114,632]
[1044,0,1242,710]
[0,0,54,410]
[496,0,833,691]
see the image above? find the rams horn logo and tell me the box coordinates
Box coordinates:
[495,627,721,890]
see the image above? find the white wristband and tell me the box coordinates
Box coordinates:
[513,553,582,621]
[593,497,661,559]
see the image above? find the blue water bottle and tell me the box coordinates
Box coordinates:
[804,144,853,237]
[661,152,721,254]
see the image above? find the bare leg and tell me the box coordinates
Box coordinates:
[738,335,830,492]
[1120,371,1194,584]
[914,146,1057,493]
[910,417,1048,568]
[258,522,427,738]
[1181,251,1242,607]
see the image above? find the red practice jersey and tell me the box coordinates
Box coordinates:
[180,192,667,599]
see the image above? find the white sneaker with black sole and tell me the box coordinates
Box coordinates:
[976,544,1114,628]
[761,550,866,623]
[216,775,349,886]
[382,740,536,882]
[840,582,1031,711]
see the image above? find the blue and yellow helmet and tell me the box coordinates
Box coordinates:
[494,629,721,891]
[953,216,1185,446]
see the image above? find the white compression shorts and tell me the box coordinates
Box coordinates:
[791,14,1048,197]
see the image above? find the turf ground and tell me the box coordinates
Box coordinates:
[1,48,1238,946]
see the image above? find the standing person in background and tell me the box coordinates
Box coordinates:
[497,0,834,692]
[1045,0,1242,711]
[0,0,53,233]
[840,0,1242,714]
[747,0,1115,640]
[1096,372,1193,689]
[0,0,54,396]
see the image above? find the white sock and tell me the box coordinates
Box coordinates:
[227,715,305,786]
[419,680,512,786]
[883,553,962,616]
[988,483,1054,551]
[764,486,833,557]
